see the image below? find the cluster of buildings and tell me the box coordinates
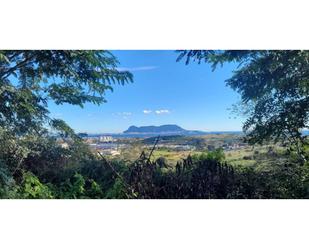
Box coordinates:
[85,136,123,156]
[83,135,115,144]
[99,136,115,143]
[222,142,248,151]
[58,134,249,158]
[154,144,194,151]
[58,135,122,156]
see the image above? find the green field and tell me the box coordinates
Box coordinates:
[111,134,290,170]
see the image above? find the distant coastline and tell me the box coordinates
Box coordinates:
[82,131,244,138]
[77,130,309,139]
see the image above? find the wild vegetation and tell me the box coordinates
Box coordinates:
[1,132,308,199]
[0,50,308,198]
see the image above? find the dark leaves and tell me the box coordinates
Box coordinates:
[177,50,309,157]
[0,50,133,136]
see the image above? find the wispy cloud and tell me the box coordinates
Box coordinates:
[117,66,158,72]
[113,112,132,119]
[155,109,170,115]
[143,109,171,115]
[143,110,152,114]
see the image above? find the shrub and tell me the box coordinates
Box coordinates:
[19,171,54,199]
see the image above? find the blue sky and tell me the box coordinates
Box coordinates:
[49,50,244,133]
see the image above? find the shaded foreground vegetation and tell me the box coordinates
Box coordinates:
[1,50,308,199]
[1,132,308,199]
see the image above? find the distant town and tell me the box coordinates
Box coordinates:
[57,127,248,160]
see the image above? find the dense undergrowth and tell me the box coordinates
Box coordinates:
[1,131,308,199]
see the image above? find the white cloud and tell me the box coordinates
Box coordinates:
[155,109,170,115]
[143,110,152,114]
[117,66,158,72]
[142,109,171,115]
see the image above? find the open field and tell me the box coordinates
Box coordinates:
[96,134,290,170]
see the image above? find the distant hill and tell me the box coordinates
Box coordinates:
[124,124,186,134]
[123,124,203,135]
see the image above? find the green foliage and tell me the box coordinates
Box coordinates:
[0,50,308,199]
[0,159,18,198]
[19,171,53,199]
[0,137,308,199]
[125,154,309,198]
[177,50,309,159]
[59,173,86,199]
[0,50,133,198]
[105,177,138,199]
[105,178,131,199]
[85,179,104,199]
[193,148,225,162]
[50,119,79,140]
[80,158,128,195]
[0,50,133,136]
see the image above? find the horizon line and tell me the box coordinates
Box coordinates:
[75,130,244,135]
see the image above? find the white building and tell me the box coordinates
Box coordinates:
[99,136,114,143]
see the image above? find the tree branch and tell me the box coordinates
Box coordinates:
[0,53,36,80]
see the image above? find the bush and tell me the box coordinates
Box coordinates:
[19,171,54,199]
[1,128,309,199]
[193,148,225,162]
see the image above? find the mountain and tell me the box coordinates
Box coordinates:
[123,124,202,135]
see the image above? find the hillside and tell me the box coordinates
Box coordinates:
[124,125,187,134]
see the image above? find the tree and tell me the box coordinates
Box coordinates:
[177,50,309,160]
[0,50,133,136]
[0,50,133,187]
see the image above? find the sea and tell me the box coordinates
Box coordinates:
[85,130,309,139]
[85,131,243,139]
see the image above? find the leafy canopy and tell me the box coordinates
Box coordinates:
[177,50,309,148]
[0,50,133,136]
